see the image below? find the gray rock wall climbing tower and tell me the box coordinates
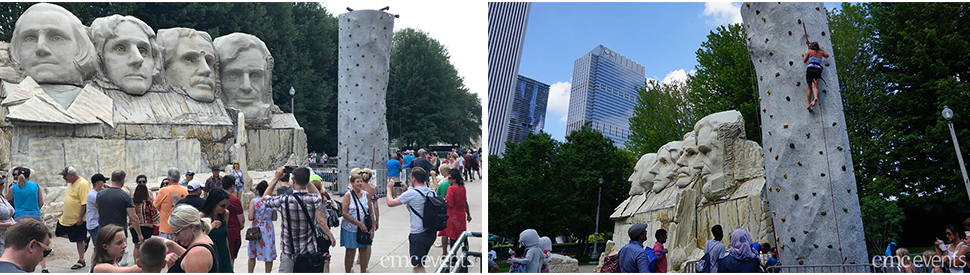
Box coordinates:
[338,9,395,188]
[741,2,868,266]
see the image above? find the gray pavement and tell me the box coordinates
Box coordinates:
[42,177,483,273]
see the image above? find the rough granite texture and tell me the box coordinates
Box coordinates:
[337,9,394,188]
[742,2,868,266]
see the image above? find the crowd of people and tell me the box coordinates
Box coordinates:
[0,156,473,273]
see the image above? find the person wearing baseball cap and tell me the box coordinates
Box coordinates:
[56,166,90,269]
[618,223,650,273]
[176,180,205,211]
[204,166,222,199]
[179,170,196,187]
[85,174,109,246]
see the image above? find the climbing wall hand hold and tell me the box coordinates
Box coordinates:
[762,17,766,22]
[769,147,772,152]
[812,192,817,196]
[843,208,848,212]
[814,244,819,248]
[769,131,772,136]
[799,259,804,265]
[821,173,826,177]
[820,211,827,215]
[765,38,769,43]
[791,237,796,242]
[833,122,837,126]
[798,19,802,24]
[759,58,762,63]
[763,108,767,113]
[793,194,798,200]
[775,187,780,192]
[767,89,771,94]
[775,72,781,77]
[786,96,791,101]
[806,133,811,139]
[783,124,789,129]
[803,230,808,234]
[770,51,774,56]
[842,166,847,171]
[789,143,795,149]
[837,146,843,151]
[783,173,787,179]
[760,75,764,81]
[819,151,824,155]
[788,31,792,36]
[798,162,803,166]
[781,216,786,222]
[775,154,779,160]
[769,114,774,118]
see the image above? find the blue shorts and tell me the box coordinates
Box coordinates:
[234,184,244,192]
[340,228,371,249]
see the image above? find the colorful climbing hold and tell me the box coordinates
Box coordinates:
[775,154,779,160]
[775,72,781,77]
[783,173,787,179]
[781,216,786,222]
[783,124,789,129]
[769,51,774,56]
[820,211,827,215]
[765,38,769,43]
[799,259,804,265]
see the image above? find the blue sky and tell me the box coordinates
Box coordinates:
[518,2,747,141]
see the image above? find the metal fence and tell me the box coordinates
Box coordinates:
[684,258,931,273]
[436,231,483,273]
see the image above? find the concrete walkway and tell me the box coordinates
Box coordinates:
[42,177,483,273]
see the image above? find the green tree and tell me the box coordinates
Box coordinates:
[688,23,761,144]
[555,126,635,255]
[626,79,696,156]
[387,28,481,149]
[866,2,970,211]
[487,132,563,239]
[860,194,906,256]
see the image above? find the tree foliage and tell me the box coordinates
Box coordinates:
[388,28,482,149]
[626,79,696,156]
[488,127,634,253]
[860,194,906,256]
[688,23,761,144]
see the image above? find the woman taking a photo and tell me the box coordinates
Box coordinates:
[165,204,219,273]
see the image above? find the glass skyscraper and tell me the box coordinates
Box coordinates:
[507,75,549,144]
[566,45,646,148]
[487,2,531,156]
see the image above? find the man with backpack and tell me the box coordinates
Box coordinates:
[699,225,727,273]
[618,223,651,273]
[386,167,447,273]
[648,229,668,273]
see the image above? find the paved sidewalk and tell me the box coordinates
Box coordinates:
[43,177,483,273]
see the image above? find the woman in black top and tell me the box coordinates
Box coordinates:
[165,204,219,273]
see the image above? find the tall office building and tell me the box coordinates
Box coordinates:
[566,45,646,148]
[487,2,530,156]
[507,75,549,144]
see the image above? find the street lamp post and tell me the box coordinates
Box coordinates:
[942,105,970,203]
[593,177,603,260]
[289,87,296,114]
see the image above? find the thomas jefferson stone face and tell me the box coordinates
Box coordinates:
[221,48,269,118]
[160,30,216,102]
[14,8,82,85]
[675,133,700,188]
[102,21,154,95]
[696,119,726,194]
[647,141,682,193]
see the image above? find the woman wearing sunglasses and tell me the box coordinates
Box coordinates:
[163,205,218,273]
[935,224,969,273]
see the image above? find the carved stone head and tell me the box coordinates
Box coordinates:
[694,111,744,196]
[91,15,162,96]
[647,141,682,193]
[213,33,274,122]
[10,3,96,86]
[157,28,217,102]
[628,153,657,195]
[674,132,700,188]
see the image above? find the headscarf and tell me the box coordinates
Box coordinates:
[539,236,552,253]
[519,229,540,247]
[729,229,758,260]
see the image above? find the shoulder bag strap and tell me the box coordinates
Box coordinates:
[284,195,296,255]
[292,194,322,241]
[405,189,432,221]
[350,191,365,222]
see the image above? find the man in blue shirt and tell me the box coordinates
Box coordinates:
[386,153,404,198]
[0,219,52,273]
[619,223,651,273]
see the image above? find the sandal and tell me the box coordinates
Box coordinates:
[71,260,86,270]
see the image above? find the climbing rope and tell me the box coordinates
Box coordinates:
[816,79,848,270]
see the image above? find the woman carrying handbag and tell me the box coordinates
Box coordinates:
[341,172,376,273]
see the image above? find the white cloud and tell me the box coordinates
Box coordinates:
[662,69,695,85]
[702,2,743,27]
[547,81,571,123]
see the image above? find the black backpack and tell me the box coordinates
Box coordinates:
[407,189,448,232]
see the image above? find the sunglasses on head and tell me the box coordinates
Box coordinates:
[34,240,52,258]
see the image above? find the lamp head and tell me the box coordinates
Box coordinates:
[943,105,954,121]
[289,86,295,96]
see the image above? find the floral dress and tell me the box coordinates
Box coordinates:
[248,197,277,261]
[0,196,14,256]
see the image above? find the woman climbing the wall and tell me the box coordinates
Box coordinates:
[802,41,829,111]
